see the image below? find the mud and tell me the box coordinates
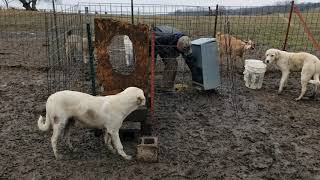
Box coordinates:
[1,59,320,180]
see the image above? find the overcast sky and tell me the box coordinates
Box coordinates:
[2,0,320,9]
[101,0,319,6]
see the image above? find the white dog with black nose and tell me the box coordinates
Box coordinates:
[265,48,320,100]
[37,87,146,160]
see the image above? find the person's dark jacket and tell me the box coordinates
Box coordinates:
[154,32,185,59]
[151,26,186,59]
[150,26,202,83]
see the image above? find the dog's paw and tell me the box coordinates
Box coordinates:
[295,97,301,101]
[124,155,133,160]
[55,154,63,160]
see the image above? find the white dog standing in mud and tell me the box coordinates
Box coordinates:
[37,87,146,160]
[265,48,320,100]
[123,35,134,67]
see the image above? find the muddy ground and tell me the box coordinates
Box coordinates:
[1,29,320,179]
[1,57,320,180]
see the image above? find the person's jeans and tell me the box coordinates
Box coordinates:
[161,58,178,89]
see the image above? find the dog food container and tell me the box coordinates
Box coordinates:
[243,59,267,89]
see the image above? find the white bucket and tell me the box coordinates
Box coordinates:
[243,59,267,89]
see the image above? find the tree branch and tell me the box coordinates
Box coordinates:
[3,0,9,8]
[19,0,38,11]
[31,0,37,11]
[19,0,32,10]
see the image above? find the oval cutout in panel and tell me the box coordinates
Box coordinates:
[108,35,135,75]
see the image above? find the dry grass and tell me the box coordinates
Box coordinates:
[0,8,319,54]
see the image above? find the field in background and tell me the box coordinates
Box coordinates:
[1,8,319,65]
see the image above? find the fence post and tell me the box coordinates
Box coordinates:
[85,7,96,96]
[44,10,51,95]
[213,4,218,38]
[150,28,155,125]
[293,5,320,52]
[52,0,61,66]
[131,0,134,24]
[283,1,294,51]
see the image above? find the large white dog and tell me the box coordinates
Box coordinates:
[65,34,90,63]
[265,48,320,100]
[123,35,134,67]
[37,87,146,160]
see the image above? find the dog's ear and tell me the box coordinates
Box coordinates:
[275,50,280,59]
[136,95,144,105]
[243,40,252,50]
[243,40,253,45]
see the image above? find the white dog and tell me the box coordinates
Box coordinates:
[37,87,146,160]
[265,48,320,100]
[123,35,134,67]
[65,34,96,64]
[65,34,88,63]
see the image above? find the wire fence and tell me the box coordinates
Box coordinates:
[0,2,320,133]
[46,4,87,94]
[220,3,320,59]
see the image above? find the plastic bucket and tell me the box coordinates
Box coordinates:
[243,59,267,89]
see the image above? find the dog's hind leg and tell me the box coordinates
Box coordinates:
[237,56,246,74]
[219,53,223,65]
[104,131,116,154]
[51,125,62,159]
[110,131,132,160]
[310,74,319,98]
[64,118,75,151]
[296,71,313,101]
[51,116,67,159]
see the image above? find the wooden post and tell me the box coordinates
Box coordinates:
[283,1,294,51]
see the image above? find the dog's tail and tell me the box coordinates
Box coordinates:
[38,114,50,131]
[309,79,320,85]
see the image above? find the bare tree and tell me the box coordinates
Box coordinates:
[31,0,36,10]
[218,6,226,15]
[19,0,32,10]
[3,0,9,8]
[18,0,61,11]
[275,0,292,6]
[19,0,37,11]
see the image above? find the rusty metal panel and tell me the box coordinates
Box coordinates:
[94,18,150,95]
